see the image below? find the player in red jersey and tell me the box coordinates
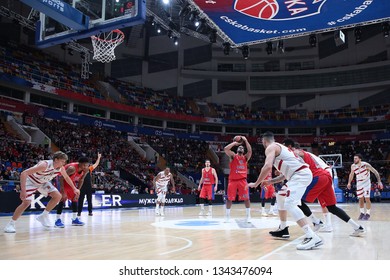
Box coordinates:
[224,135,252,223]
[198,159,219,216]
[54,157,90,227]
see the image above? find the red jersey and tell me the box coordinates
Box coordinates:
[63,162,85,188]
[202,167,215,185]
[302,151,328,177]
[229,154,248,180]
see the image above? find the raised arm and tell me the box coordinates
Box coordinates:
[91,152,102,170]
[224,141,238,159]
[242,136,252,161]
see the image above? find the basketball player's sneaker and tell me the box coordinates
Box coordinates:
[319,225,333,232]
[268,210,278,216]
[206,211,212,216]
[71,217,85,226]
[36,213,51,228]
[296,234,323,250]
[54,219,65,228]
[4,222,15,233]
[199,210,205,216]
[269,226,290,239]
[358,213,365,220]
[261,211,268,217]
[160,211,165,216]
[313,221,324,232]
[350,226,365,237]
[246,216,252,223]
[362,214,370,220]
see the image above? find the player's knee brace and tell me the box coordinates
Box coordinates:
[298,201,313,217]
[326,205,350,222]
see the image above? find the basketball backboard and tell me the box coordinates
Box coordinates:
[35,0,145,48]
[318,154,343,169]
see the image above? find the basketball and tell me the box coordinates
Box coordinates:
[234,0,278,20]
[233,135,243,143]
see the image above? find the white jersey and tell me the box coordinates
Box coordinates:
[274,144,308,181]
[352,161,370,184]
[27,160,61,186]
[156,171,171,188]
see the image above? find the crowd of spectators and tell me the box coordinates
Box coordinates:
[1,42,390,126]
[0,42,102,99]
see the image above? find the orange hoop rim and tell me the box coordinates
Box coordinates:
[91,29,125,43]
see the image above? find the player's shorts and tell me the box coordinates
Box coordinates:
[260,185,275,199]
[64,184,78,201]
[356,180,371,198]
[281,167,312,208]
[227,179,249,201]
[25,178,58,201]
[156,185,168,202]
[302,172,336,207]
[199,184,215,200]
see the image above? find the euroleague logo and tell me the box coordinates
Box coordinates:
[233,0,327,21]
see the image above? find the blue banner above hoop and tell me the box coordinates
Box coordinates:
[20,0,89,31]
[192,0,390,46]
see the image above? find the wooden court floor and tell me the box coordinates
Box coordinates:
[0,203,389,260]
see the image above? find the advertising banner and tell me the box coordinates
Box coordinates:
[193,0,389,46]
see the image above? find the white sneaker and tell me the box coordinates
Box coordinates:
[155,210,160,216]
[206,211,212,216]
[160,211,164,216]
[224,216,230,223]
[36,214,51,228]
[4,222,16,233]
[246,217,252,223]
[319,225,333,232]
[296,234,323,250]
[313,221,324,232]
[199,210,205,216]
[350,226,365,237]
[261,211,268,217]
[268,211,278,216]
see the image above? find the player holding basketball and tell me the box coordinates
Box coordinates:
[54,157,90,227]
[347,154,383,220]
[248,132,323,250]
[198,159,218,216]
[4,151,79,233]
[224,135,252,223]
[154,167,175,216]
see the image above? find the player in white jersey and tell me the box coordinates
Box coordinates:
[347,154,383,220]
[153,167,175,216]
[248,132,323,250]
[3,151,79,233]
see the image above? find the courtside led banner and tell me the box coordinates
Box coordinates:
[192,0,390,45]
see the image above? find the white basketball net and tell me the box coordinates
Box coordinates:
[91,29,124,63]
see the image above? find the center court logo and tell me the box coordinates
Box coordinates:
[234,0,327,20]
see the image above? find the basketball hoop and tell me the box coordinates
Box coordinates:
[91,29,124,63]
